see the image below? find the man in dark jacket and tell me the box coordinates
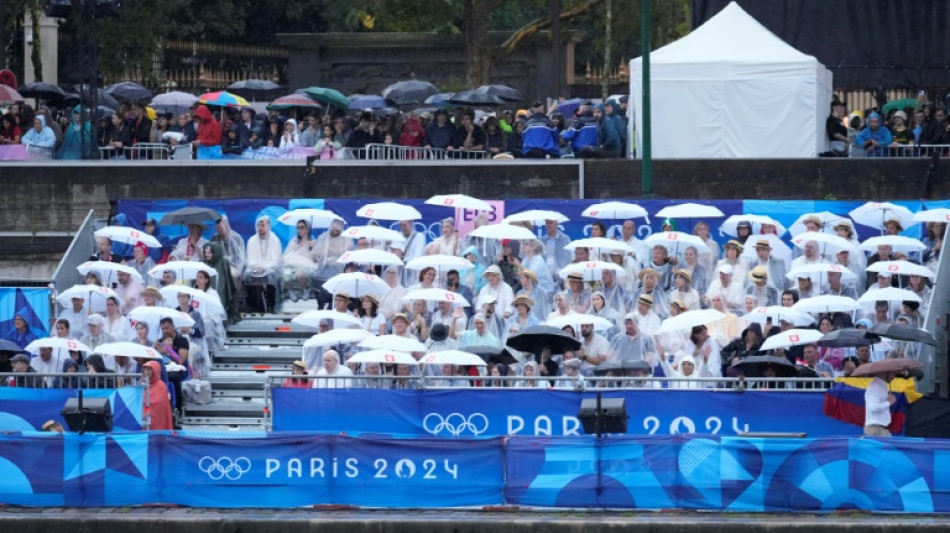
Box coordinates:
[345,111,381,149]
[129,103,152,147]
[237,107,259,151]
[561,101,598,157]
[425,109,455,149]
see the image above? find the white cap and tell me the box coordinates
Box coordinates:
[718,264,734,275]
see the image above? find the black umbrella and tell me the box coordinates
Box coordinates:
[74,85,120,109]
[424,92,455,105]
[449,90,506,106]
[228,79,281,101]
[506,325,581,360]
[592,359,623,376]
[382,80,439,105]
[462,345,516,366]
[158,207,222,226]
[105,82,153,102]
[0,339,24,353]
[473,84,524,103]
[870,323,937,346]
[818,328,880,347]
[18,82,66,101]
[734,355,798,377]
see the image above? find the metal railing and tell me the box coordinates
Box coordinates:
[849,144,950,158]
[25,145,54,161]
[98,143,194,161]
[0,372,148,428]
[50,209,97,318]
[336,144,491,161]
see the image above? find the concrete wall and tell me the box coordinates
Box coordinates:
[1,157,947,233]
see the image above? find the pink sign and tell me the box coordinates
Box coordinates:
[0,145,26,161]
[457,201,505,237]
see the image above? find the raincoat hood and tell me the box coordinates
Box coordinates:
[194,105,214,123]
[144,360,162,385]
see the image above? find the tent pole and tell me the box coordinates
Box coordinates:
[640,0,653,195]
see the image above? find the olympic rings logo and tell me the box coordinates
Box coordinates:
[198,456,251,480]
[422,413,489,437]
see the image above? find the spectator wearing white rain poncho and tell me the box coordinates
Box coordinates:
[243,215,282,312]
[607,312,657,366]
[312,349,353,388]
[657,352,708,389]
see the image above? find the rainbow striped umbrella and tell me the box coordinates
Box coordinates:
[266,94,322,110]
[197,90,250,108]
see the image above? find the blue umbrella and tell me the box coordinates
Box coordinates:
[552,98,583,118]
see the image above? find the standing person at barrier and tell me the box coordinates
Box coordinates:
[192,105,221,148]
[522,101,559,159]
[346,111,381,150]
[170,223,209,262]
[244,215,282,313]
[142,360,173,431]
[865,370,897,437]
[447,110,486,156]
[855,112,892,158]
[425,109,455,150]
[313,125,341,159]
[55,106,94,160]
[128,103,153,151]
[154,317,188,415]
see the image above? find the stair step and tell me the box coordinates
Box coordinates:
[179,417,265,429]
[212,389,265,399]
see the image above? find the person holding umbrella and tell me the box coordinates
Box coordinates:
[170,223,209,262]
[864,369,898,436]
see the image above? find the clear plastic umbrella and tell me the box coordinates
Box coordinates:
[420,350,487,367]
[25,337,92,354]
[849,202,915,234]
[402,288,470,307]
[913,208,950,223]
[343,225,406,244]
[469,223,536,241]
[356,202,422,221]
[148,261,217,282]
[277,209,344,228]
[581,201,649,220]
[644,231,710,255]
[558,261,627,283]
[788,211,844,237]
[358,335,426,353]
[78,260,143,285]
[303,329,371,348]
[857,287,922,304]
[336,249,404,266]
[93,342,163,360]
[656,309,725,335]
[858,235,927,254]
[159,285,225,316]
[719,214,787,238]
[866,260,934,279]
[503,209,569,225]
[565,238,633,255]
[322,272,390,298]
[425,194,492,212]
[347,349,417,365]
[760,328,824,351]
[94,226,162,248]
[791,295,861,314]
[292,310,362,329]
[740,306,815,327]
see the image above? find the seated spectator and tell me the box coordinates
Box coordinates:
[312,349,352,388]
[8,353,39,388]
[281,219,318,302]
[170,223,209,262]
[451,310,500,348]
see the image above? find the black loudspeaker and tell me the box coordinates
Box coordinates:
[578,396,627,435]
[61,396,113,433]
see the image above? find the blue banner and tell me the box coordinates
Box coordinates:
[0,387,143,432]
[0,432,948,512]
[271,389,860,438]
[506,435,950,512]
[0,287,50,340]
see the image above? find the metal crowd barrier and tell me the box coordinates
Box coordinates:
[25,145,54,160]
[336,144,490,161]
[850,144,950,158]
[98,143,194,161]
[0,371,144,389]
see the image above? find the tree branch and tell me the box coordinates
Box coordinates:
[494,0,604,60]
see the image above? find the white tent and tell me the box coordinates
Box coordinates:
[628,1,833,159]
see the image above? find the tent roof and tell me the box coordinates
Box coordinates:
[631,1,816,66]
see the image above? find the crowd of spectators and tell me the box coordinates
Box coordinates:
[825,93,950,157]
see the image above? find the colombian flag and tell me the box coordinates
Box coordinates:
[823,377,921,434]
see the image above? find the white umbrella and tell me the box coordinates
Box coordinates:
[323,272,390,298]
[866,260,934,279]
[740,306,815,327]
[93,342,162,360]
[739,234,793,264]
[913,208,950,223]
[558,261,626,283]
[25,337,92,354]
[277,208,344,228]
[358,334,426,353]
[503,209,569,225]
[128,307,195,329]
[565,238,632,254]
[303,329,372,348]
[402,288,470,307]
[469,223,536,241]
[356,202,422,221]
[78,260,143,285]
[719,214,787,238]
[420,350,487,367]
[405,255,474,272]
[655,203,724,219]
[343,225,407,243]
[792,295,861,314]
[94,226,162,248]
[643,231,710,255]
[858,287,922,304]
[347,349,417,366]
[159,285,225,316]
[148,261,217,282]
[656,309,726,335]
[785,263,857,282]
[55,284,121,308]
[858,235,927,253]
[760,328,824,351]
[336,249,404,266]
[545,314,615,331]
[581,202,649,220]
[849,202,915,233]
[292,310,362,329]
[788,211,843,237]
[425,194,492,212]
[790,231,855,255]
